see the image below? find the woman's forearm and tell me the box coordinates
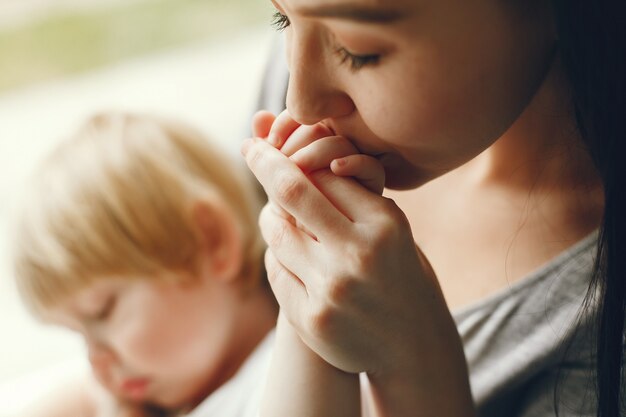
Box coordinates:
[365,323,476,417]
[260,312,360,417]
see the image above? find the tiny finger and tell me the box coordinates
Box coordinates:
[268,110,301,149]
[290,136,359,173]
[280,123,334,157]
[252,110,276,139]
[330,154,386,195]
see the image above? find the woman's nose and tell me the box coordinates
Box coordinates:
[285,32,355,125]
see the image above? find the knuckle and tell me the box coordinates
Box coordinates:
[267,220,290,249]
[345,242,377,273]
[274,173,307,206]
[326,275,359,305]
[308,304,336,338]
[374,198,408,225]
[245,142,264,169]
[372,217,401,249]
[311,123,332,138]
[377,195,400,214]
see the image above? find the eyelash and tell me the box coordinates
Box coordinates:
[94,295,117,321]
[271,11,380,71]
[271,11,290,32]
[336,47,380,71]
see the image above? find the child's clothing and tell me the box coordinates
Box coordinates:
[455,231,602,416]
[184,330,275,417]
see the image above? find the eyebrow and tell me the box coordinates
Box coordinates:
[297,4,407,24]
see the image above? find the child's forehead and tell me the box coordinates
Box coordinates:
[54,271,183,311]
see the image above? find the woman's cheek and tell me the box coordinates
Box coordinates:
[357,94,429,147]
[353,69,439,141]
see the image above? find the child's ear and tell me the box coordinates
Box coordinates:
[192,200,243,284]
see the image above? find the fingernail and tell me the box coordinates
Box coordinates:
[333,158,348,167]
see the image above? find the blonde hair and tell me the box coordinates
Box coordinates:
[13,112,266,316]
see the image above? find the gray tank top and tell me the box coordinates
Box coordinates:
[453,232,600,416]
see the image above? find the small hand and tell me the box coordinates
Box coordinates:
[254,110,384,195]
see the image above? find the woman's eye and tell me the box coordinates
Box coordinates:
[271,11,290,31]
[336,47,380,71]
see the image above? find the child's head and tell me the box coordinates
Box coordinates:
[12,112,273,410]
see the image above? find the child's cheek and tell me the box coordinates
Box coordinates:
[112,316,161,371]
[90,360,116,393]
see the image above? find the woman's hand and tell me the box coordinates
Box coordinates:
[253,110,364,417]
[246,111,475,416]
[249,110,434,374]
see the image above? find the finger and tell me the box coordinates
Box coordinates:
[268,110,301,148]
[280,123,333,157]
[242,137,353,240]
[331,154,386,195]
[265,249,309,324]
[267,200,318,240]
[259,203,320,285]
[290,135,359,173]
[268,200,294,224]
[252,110,276,139]
[309,169,389,223]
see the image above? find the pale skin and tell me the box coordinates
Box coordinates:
[23,201,277,417]
[244,0,604,416]
[252,112,384,417]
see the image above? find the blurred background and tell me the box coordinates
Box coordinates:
[0,0,277,414]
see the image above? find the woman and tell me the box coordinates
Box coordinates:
[245,0,625,416]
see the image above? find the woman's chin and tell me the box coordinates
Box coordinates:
[380,154,433,190]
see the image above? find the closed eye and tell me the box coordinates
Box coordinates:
[93,295,117,322]
[336,47,380,71]
[271,11,290,31]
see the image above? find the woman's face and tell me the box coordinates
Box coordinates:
[276,0,557,188]
[44,273,244,411]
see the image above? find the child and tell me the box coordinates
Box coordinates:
[11,112,277,417]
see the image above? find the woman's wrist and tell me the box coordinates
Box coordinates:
[367,355,475,417]
[366,305,475,417]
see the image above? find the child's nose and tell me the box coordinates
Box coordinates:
[87,339,117,373]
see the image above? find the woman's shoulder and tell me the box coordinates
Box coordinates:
[455,231,600,415]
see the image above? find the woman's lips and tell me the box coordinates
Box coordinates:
[119,378,150,401]
[322,121,387,158]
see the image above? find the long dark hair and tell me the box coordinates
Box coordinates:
[552,1,626,415]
